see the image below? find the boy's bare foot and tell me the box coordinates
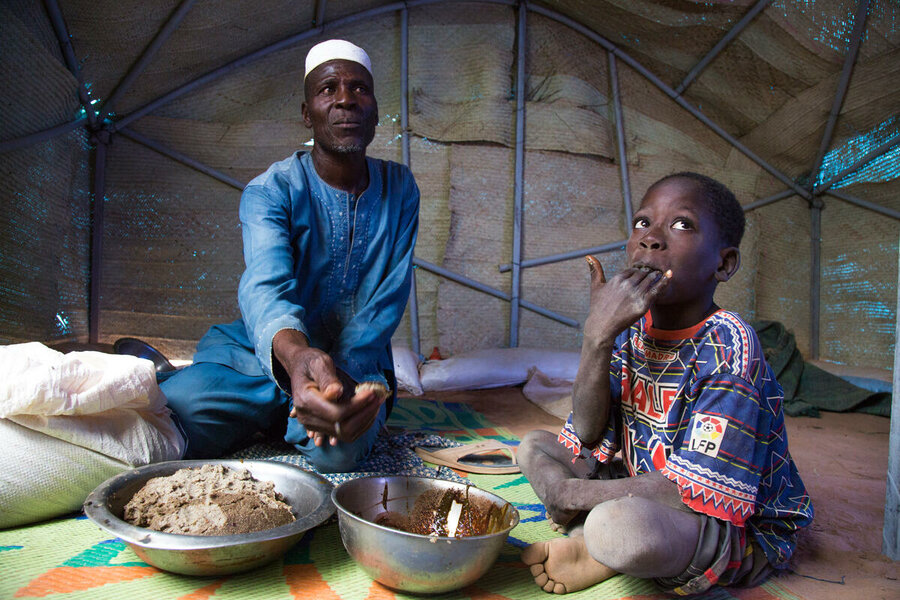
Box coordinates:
[549,515,584,535]
[521,536,617,594]
[545,505,580,530]
[542,480,590,528]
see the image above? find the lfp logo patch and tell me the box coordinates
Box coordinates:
[689,414,727,457]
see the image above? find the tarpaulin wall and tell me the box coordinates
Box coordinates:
[0,0,897,373]
[1,1,92,345]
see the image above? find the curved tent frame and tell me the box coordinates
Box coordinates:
[1,0,898,558]
[3,0,897,352]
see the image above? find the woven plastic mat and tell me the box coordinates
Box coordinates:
[0,398,806,600]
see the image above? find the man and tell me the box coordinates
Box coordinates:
[160,39,420,473]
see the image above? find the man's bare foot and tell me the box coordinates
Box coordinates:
[521,537,617,594]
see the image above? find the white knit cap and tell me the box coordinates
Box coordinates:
[304,39,372,79]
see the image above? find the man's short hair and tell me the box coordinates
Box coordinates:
[655,172,746,247]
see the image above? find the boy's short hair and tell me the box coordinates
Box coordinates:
[654,172,745,248]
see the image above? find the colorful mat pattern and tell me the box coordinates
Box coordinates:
[1,398,807,600]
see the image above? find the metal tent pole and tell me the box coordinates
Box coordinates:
[827,190,900,221]
[88,131,109,344]
[401,8,411,171]
[0,117,88,154]
[609,53,633,229]
[414,258,578,328]
[44,0,98,131]
[520,299,577,328]
[884,236,900,560]
[110,0,517,133]
[119,128,246,190]
[102,0,569,346]
[675,0,772,95]
[43,0,109,342]
[499,239,626,272]
[73,0,897,352]
[814,132,900,195]
[314,0,328,26]
[102,0,825,254]
[0,0,196,152]
[509,1,527,347]
[809,0,870,181]
[810,199,823,359]
[742,189,796,213]
[31,0,803,216]
[807,0,871,361]
[400,6,421,357]
[99,0,197,122]
[527,3,811,202]
[499,186,828,271]
[112,2,406,131]
[95,0,807,209]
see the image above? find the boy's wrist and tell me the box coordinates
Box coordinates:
[581,334,616,355]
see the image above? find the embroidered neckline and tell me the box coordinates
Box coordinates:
[643,309,723,341]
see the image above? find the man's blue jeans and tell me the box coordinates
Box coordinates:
[159,362,387,473]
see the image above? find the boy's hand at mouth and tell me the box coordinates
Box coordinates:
[582,255,671,344]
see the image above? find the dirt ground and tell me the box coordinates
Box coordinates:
[423,387,900,600]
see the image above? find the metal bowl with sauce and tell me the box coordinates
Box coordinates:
[332,475,519,594]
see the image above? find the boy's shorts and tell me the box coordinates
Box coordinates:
[557,418,772,595]
[654,513,772,596]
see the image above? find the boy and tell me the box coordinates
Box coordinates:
[518,173,812,595]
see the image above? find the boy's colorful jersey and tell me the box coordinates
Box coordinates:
[558,310,813,567]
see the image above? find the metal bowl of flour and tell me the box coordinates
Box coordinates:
[332,475,519,594]
[83,459,334,576]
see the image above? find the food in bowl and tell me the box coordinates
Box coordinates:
[83,460,335,576]
[373,485,511,538]
[123,464,295,535]
[332,475,519,594]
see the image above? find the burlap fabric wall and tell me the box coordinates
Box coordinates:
[1,0,897,374]
[0,1,92,346]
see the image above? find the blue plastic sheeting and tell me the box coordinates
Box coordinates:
[816,115,900,188]
[773,0,899,54]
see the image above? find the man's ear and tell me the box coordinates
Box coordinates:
[301,102,311,129]
[716,246,741,282]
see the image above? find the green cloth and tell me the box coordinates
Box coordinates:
[751,320,891,418]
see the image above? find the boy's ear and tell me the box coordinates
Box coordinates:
[716,246,741,283]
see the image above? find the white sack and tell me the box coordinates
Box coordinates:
[419,347,580,392]
[0,342,185,528]
[0,420,129,528]
[393,346,424,396]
